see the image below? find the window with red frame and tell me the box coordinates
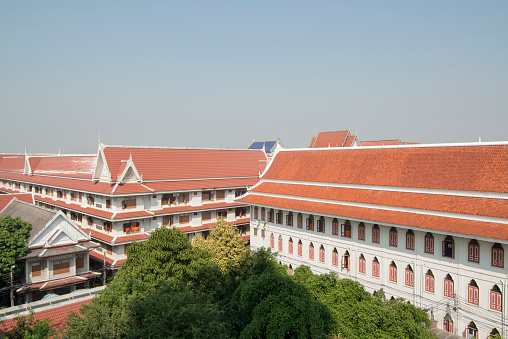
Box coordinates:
[268,209,274,222]
[358,255,366,274]
[468,280,479,305]
[309,243,315,260]
[317,217,325,233]
[332,249,339,266]
[492,243,504,268]
[389,228,398,247]
[425,233,434,254]
[261,208,266,221]
[388,262,397,283]
[319,245,325,263]
[288,265,294,276]
[372,258,380,278]
[443,315,453,333]
[404,265,414,287]
[468,239,480,263]
[490,285,502,312]
[286,212,293,226]
[297,214,303,228]
[269,234,274,249]
[372,225,380,244]
[442,236,455,258]
[358,223,365,241]
[466,322,478,339]
[297,240,303,256]
[406,230,415,250]
[278,236,283,251]
[425,270,435,293]
[288,238,293,254]
[254,207,258,220]
[275,210,282,224]
[342,251,350,270]
[306,215,314,231]
[341,220,351,238]
[332,218,339,236]
[444,274,454,298]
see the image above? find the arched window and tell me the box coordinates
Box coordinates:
[389,261,397,283]
[468,239,480,263]
[319,245,325,263]
[424,232,434,254]
[404,265,414,287]
[425,269,434,293]
[489,328,500,338]
[389,227,398,247]
[342,250,350,269]
[372,257,380,278]
[275,210,283,224]
[341,220,351,238]
[268,209,274,222]
[309,242,315,260]
[358,254,366,274]
[468,279,479,305]
[288,237,293,254]
[358,222,365,241]
[372,225,380,244]
[278,235,283,251]
[286,212,293,226]
[261,207,266,221]
[444,274,454,298]
[443,314,453,333]
[297,213,303,229]
[317,217,325,233]
[254,206,259,219]
[297,240,303,256]
[332,218,339,235]
[332,248,339,266]
[269,233,275,249]
[306,215,314,231]
[405,230,414,250]
[288,264,294,276]
[490,285,502,312]
[442,236,454,258]
[466,321,478,338]
[492,243,504,268]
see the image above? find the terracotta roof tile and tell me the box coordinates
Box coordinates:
[0,156,25,173]
[0,194,34,211]
[309,131,349,148]
[359,139,401,146]
[113,210,153,220]
[36,196,114,219]
[29,156,96,179]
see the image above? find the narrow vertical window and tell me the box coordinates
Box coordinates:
[317,217,325,233]
[268,209,274,222]
[306,215,314,231]
[389,228,398,247]
[286,212,293,226]
[467,280,479,305]
[492,243,504,268]
[269,234,274,249]
[342,251,350,269]
[405,230,415,250]
[372,257,380,278]
[425,270,434,293]
[288,265,294,276]
[372,225,380,244]
[332,248,339,266]
[358,254,366,274]
[443,314,453,333]
[297,240,303,256]
[358,222,365,241]
[341,220,351,238]
[490,285,502,312]
[404,265,414,287]
[332,218,339,236]
[319,245,325,263]
[443,274,454,298]
[468,239,480,263]
[261,208,265,221]
[309,243,315,260]
[278,235,283,251]
[424,233,434,254]
[288,238,293,254]
[442,236,455,258]
[388,261,397,283]
[254,206,259,220]
[297,214,303,229]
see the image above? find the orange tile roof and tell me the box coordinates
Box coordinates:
[344,135,356,147]
[112,233,150,244]
[0,299,92,334]
[251,182,508,219]
[113,210,153,220]
[264,145,508,193]
[359,139,401,146]
[81,227,115,243]
[18,272,100,293]
[103,147,266,181]
[0,156,25,173]
[239,194,508,241]
[0,193,34,211]
[36,196,114,219]
[309,131,349,148]
[29,156,96,179]
[89,250,126,268]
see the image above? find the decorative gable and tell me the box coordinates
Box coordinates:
[93,143,112,182]
[29,213,90,248]
[118,154,142,184]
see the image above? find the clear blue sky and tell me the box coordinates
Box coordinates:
[1,1,507,153]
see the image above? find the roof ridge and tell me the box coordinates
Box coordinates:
[102,144,260,151]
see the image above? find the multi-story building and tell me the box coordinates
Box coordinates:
[0,143,266,270]
[238,141,508,339]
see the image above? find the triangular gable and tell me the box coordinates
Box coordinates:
[29,212,90,248]
[118,154,142,184]
[23,151,31,175]
[93,143,112,182]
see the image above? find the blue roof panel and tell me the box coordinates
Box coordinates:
[249,141,277,151]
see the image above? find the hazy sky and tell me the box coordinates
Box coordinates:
[1,1,507,154]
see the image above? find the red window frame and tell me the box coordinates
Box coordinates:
[286,213,293,226]
[372,227,380,244]
[444,279,454,298]
[468,285,479,305]
[254,206,258,220]
[297,242,303,256]
[425,234,434,254]
[332,220,339,235]
[404,269,414,287]
[492,246,504,268]
[275,211,282,224]
[425,274,434,293]
[341,254,350,269]
[317,218,325,233]
[332,251,339,266]
[389,229,398,247]
[358,223,365,241]
[358,257,366,274]
[341,223,351,238]
[443,318,453,333]
[288,239,293,254]
[261,208,266,221]
[268,209,274,223]
[269,235,274,249]
[372,261,380,278]
[297,214,303,228]
[468,242,480,263]
[278,236,283,251]
[319,247,325,263]
[288,266,294,275]
[490,290,502,312]
[406,231,415,250]
[309,244,315,260]
[389,265,397,283]
[306,216,314,231]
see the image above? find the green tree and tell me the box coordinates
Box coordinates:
[193,218,248,273]
[2,310,54,339]
[0,216,31,276]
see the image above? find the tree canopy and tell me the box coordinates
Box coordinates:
[0,215,31,275]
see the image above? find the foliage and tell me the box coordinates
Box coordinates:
[0,216,31,275]
[2,310,54,339]
[192,218,249,273]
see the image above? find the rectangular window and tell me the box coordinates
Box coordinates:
[358,224,365,241]
[53,261,70,275]
[275,211,282,224]
[442,239,455,258]
[358,258,366,274]
[288,240,293,254]
[123,221,140,232]
[332,251,339,266]
[278,237,283,251]
[306,217,314,231]
[270,236,274,249]
[317,219,325,233]
[492,246,504,268]
[406,232,415,250]
[297,242,302,256]
[444,279,454,298]
[76,255,84,269]
[179,193,189,204]
[106,199,111,209]
[286,213,293,226]
[202,211,212,221]
[319,248,325,263]
[332,220,339,236]
[261,209,266,221]
[103,221,112,232]
[341,223,351,238]
[372,261,380,278]
[31,262,41,277]
[468,243,480,263]
[253,228,258,236]
[309,246,314,260]
[163,215,173,226]
[372,227,380,244]
[268,210,274,222]
[425,275,434,293]
[122,198,136,209]
[405,270,414,287]
[425,236,434,254]
[341,255,350,269]
[389,266,397,283]
[468,286,479,305]
[202,191,214,202]
[389,230,398,247]
[254,207,259,220]
[490,291,502,312]
[216,190,225,200]
[180,214,190,224]
[297,215,303,228]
